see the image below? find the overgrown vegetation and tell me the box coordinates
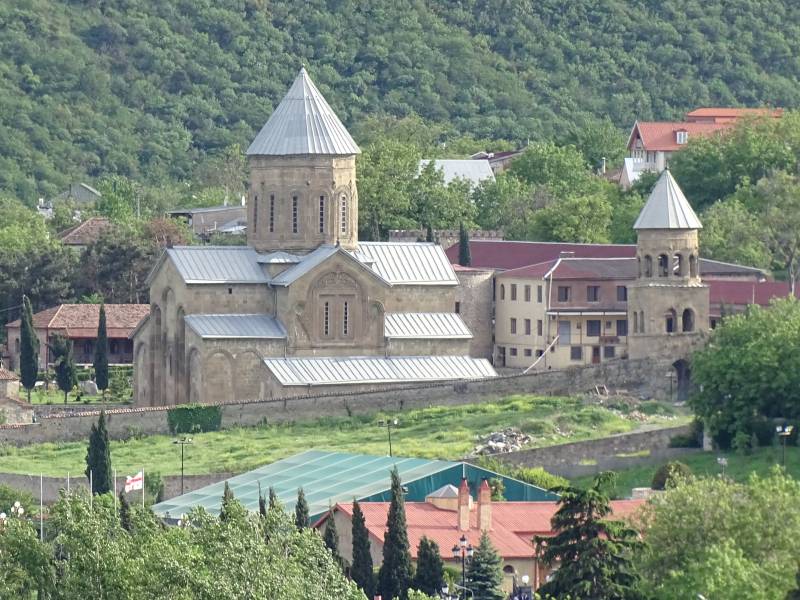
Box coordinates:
[166,404,223,435]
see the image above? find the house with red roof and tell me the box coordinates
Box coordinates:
[5,304,149,370]
[316,478,644,595]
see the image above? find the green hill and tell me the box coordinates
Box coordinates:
[2,0,799,201]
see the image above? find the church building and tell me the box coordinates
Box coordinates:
[132,68,495,406]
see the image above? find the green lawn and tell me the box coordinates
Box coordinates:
[0,394,684,477]
[28,388,108,405]
[573,446,800,498]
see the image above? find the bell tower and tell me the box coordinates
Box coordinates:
[627,169,709,360]
[245,68,360,254]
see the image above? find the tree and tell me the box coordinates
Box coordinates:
[85,411,113,495]
[323,507,341,566]
[18,295,38,402]
[258,487,267,517]
[458,222,471,267]
[93,302,109,398]
[220,481,236,522]
[699,199,771,269]
[351,499,374,598]
[466,531,504,600]
[411,162,475,233]
[531,193,613,243]
[119,491,133,532]
[690,298,800,446]
[413,537,445,597]
[378,467,413,600]
[636,469,800,599]
[268,486,279,511]
[567,117,627,171]
[536,472,642,600]
[473,173,535,232]
[787,565,800,600]
[650,461,692,491]
[294,487,309,529]
[50,334,77,404]
[509,142,596,198]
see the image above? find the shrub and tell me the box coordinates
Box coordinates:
[167,404,222,434]
[651,461,692,490]
[669,419,703,448]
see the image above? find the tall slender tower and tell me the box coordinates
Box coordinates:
[627,169,709,360]
[246,68,360,253]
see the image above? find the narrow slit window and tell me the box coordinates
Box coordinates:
[253,194,258,233]
[292,196,299,234]
[323,301,330,337]
[340,195,347,235]
[343,301,349,336]
[319,195,325,233]
[269,195,275,233]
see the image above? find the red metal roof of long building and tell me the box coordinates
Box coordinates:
[444,240,636,270]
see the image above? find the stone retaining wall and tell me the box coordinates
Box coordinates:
[0,358,675,446]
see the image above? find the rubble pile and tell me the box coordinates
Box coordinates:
[471,428,532,456]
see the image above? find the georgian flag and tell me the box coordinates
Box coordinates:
[124,471,144,493]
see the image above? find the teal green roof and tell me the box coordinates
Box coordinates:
[152,450,558,522]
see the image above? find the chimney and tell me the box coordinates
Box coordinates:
[478,479,492,531]
[458,478,470,531]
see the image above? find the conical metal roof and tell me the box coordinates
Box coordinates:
[633,169,702,230]
[246,68,360,156]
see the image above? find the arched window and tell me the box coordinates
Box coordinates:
[689,254,698,278]
[673,253,683,276]
[682,308,695,332]
[658,254,669,277]
[633,312,639,333]
[253,194,259,233]
[665,309,677,333]
[644,255,653,278]
[500,284,505,300]
[340,194,347,235]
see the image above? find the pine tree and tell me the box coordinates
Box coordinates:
[536,472,642,600]
[351,499,374,598]
[413,536,444,597]
[378,468,413,600]
[119,491,133,531]
[19,295,39,402]
[426,224,434,243]
[268,486,279,510]
[294,487,309,529]
[787,565,800,600]
[50,334,77,404]
[458,222,471,267]
[323,506,342,565]
[220,481,235,522]
[84,411,113,494]
[466,531,504,600]
[93,302,109,397]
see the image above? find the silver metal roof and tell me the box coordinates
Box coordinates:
[634,169,702,230]
[419,159,496,186]
[354,242,458,285]
[256,251,302,264]
[246,68,360,156]
[166,247,269,284]
[270,245,339,286]
[384,313,472,339]
[263,355,497,386]
[184,314,286,339]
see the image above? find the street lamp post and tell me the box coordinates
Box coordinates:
[451,534,474,599]
[378,418,398,457]
[173,437,193,495]
[777,425,795,468]
[716,456,727,478]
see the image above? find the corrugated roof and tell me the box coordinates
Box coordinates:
[270,245,389,287]
[184,314,286,339]
[634,169,702,230]
[419,159,496,186]
[384,313,472,339]
[263,355,496,386]
[246,68,360,156]
[355,242,458,285]
[163,247,269,284]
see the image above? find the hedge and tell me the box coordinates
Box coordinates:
[167,404,223,434]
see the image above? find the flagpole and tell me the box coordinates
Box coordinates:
[40,473,43,542]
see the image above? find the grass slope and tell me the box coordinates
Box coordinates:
[573,446,800,498]
[0,395,682,477]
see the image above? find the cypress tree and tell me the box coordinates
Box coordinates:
[787,564,800,600]
[294,487,309,529]
[19,295,39,402]
[323,506,342,565]
[119,491,133,532]
[93,302,109,397]
[426,224,434,243]
[458,222,471,267]
[258,484,267,517]
[268,485,279,510]
[84,411,113,495]
[351,499,374,598]
[51,334,77,404]
[378,468,413,600]
[466,531,504,600]
[220,481,235,522]
[413,536,445,597]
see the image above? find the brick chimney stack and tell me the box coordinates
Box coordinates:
[458,478,471,531]
[477,479,492,531]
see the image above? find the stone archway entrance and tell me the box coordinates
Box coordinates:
[672,359,692,402]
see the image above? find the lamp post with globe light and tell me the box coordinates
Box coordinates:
[777,425,794,467]
[452,534,474,599]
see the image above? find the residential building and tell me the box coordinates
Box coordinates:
[58,216,113,251]
[133,68,495,407]
[470,149,525,174]
[166,204,247,238]
[318,478,643,594]
[5,304,149,370]
[54,182,103,205]
[418,159,496,187]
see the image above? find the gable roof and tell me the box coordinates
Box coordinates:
[246,68,360,156]
[355,242,459,285]
[709,280,799,307]
[419,159,496,186]
[634,169,702,230]
[6,304,149,338]
[270,245,390,287]
[384,313,472,339]
[627,120,730,152]
[58,217,113,246]
[184,314,286,339]
[0,368,19,381]
[149,247,269,285]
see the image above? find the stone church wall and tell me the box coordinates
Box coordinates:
[455,269,495,359]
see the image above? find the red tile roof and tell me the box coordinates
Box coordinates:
[685,107,782,121]
[329,499,644,560]
[0,368,19,381]
[58,217,113,246]
[629,121,730,152]
[6,304,149,339]
[709,280,798,307]
[444,240,636,271]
